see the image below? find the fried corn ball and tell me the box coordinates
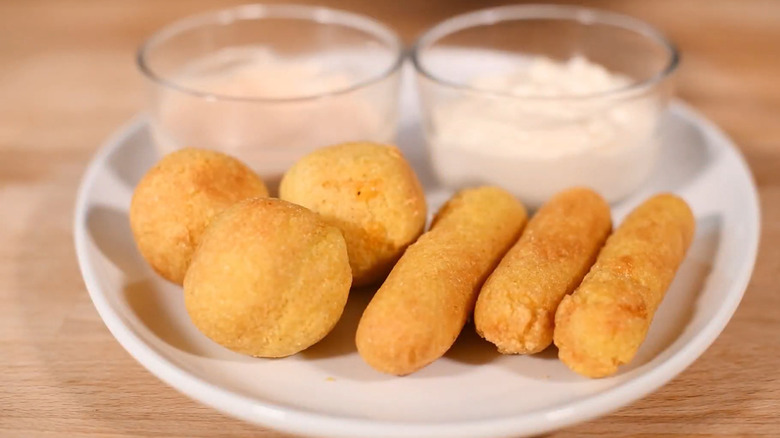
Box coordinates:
[554,193,695,378]
[183,198,351,358]
[475,187,612,354]
[279,142,426,287]
[356,187,527,375]
[130,148,268,284]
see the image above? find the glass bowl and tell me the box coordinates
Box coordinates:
[138,4,404,180]
[411,5,679,206]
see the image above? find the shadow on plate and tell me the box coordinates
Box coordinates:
[405,323,504,380]
[123,280,197,354]
[106,123,158,189]
[301,286,396,382]
[302,286,375,360]
[529,345,560,361]
[121,279,256,363]
[122,279,259,363]
[500,349,584,384]
[86,205,147,282]
[444,322,500,366]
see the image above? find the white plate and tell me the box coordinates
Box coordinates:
[75,69,759,437]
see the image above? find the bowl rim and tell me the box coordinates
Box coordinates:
[410,4,680,101]
[137,3,404,103]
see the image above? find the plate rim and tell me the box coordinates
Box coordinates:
[74,102,761,438]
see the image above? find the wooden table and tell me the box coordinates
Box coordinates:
[2,0,778,436]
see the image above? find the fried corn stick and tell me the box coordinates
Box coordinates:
[554,193,695,378]
[356,187,528,375]
[475,187,612,354]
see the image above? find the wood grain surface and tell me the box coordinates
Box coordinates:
[1,0,778,437]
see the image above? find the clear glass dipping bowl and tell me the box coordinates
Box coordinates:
[411,5,679,206]
[138,4,404,181]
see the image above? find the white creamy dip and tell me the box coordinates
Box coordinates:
[425,56,661,206]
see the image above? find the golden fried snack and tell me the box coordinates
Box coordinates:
[554,193,695,378]
[356,187,527,375]
[475,187,611,354]
[279,142,426,287]
[184,198,351,358]
[130,148,268,284]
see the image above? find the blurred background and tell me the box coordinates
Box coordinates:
[1,1,778,437]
